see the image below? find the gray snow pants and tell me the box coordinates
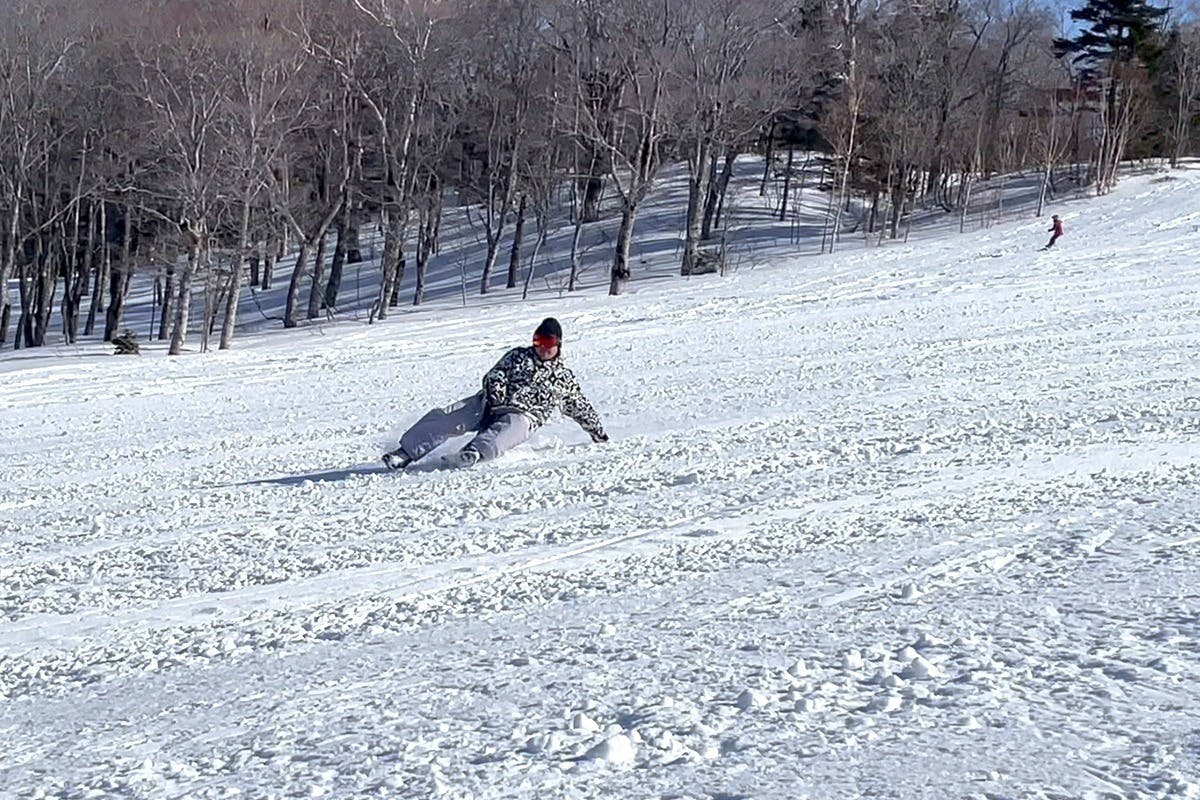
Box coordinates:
[398,392,532,462]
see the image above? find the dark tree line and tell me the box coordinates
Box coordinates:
[0,0,1194,353]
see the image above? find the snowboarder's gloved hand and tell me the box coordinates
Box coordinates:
[590,431,609,443]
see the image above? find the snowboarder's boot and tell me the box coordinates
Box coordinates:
[382,448,413,471]
[444,447,481,469]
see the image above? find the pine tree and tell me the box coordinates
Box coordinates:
[1054,0,1167,76]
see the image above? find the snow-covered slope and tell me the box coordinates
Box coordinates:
[2,170,1199,798]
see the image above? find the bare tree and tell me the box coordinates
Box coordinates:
[217,26,310,348]
[0,5,83,348]
[132,35,234,355]
[565,0,684,296]
[827,0,868,253]
[317,0,444,323]
[675,0,787,275]
[272,120,350,329]
[455,0,544,295]
[410,74,464,306]
[548,0,632,226]
[1166,23,1200,165]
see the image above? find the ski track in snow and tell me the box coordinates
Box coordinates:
[3,171,1200,798]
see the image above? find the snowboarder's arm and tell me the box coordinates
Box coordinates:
[483,348,521,407]
[561,371,607,442]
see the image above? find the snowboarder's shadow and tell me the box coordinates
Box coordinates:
[232,454,471,488]
[232,463,390,488]
[228,438,596,489]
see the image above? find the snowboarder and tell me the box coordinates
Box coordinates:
[1043,214,1064,249]
[382,317,608,470]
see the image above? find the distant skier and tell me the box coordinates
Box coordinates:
[382,317,608,470]
[1043,214,1064,249]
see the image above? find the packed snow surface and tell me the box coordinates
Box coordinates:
[3,171,1200,798]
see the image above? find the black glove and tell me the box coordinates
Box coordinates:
[590,431,609,443]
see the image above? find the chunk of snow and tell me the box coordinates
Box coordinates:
[570,712,600,733]
[901,654,944,680]
[736,688,770,711]
[583,734,636,766]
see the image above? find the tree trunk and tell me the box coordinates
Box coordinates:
[262,233,277,290]
[283,239,311,329]
[0,188,21,347]
[15,271,32,350]
[1036,163,1051,217]
[568,217,584,292]
[63,232,80,343]
[102,203,125,342]
[373,209,404,322]
[712,151,737,232]
[478,153,517,295]
[412,188,442,307]
[200,246,216,354]
[0,287,9,348]
[87,201,106,338]
[33,235,56,347]
[323,203,351,311]
[306,228,330,320]
[959,171,974,233]
[506,193,527,290]
[390,255,404,307]
[159,263,175,340]
[778,147,795,222]
[169,225,201,355]
[219,198,252,350]
[759,122,775,196]
[1172,80,1189,168]
[345,218,362,263]
[67,204,96,343]
[62,204,83,343]
[580,169,604,223]
[681,137,710,276]
[701,152,721,239]
[889,176,904,240]
[204,262,222,346]
[104,259,130,344]
[609,201,637,296]
[521,219,547,301]
[284,197,343,327]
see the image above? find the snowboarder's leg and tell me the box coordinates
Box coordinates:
[461,411,533,463]
[395,392,488,462]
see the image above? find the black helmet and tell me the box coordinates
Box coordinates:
[534,317,563,342]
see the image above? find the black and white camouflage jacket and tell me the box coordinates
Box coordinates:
[482,347,605,439]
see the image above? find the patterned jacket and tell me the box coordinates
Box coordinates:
[482,347,605,439]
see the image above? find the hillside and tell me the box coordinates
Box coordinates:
[2,168,1199,798]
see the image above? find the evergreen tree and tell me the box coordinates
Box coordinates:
[1053,0,1168,75]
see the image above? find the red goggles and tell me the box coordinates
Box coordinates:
[533,333,560,348]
